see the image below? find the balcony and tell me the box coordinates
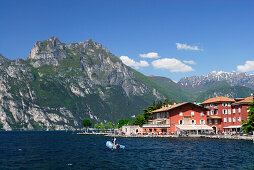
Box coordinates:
[143,124,171,128]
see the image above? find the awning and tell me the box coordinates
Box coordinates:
[223,125,242,129]
[175,125,213,131]
[207,116,222,119]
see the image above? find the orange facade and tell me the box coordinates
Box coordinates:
[142,96,252,134]
[201,96,252,133]
[143,103,208,134]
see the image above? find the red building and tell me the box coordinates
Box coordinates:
[200,95,253,133]
[142,102,212,134]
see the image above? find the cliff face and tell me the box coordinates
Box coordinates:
[0,37,166,130]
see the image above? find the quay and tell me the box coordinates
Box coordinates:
[105,133,254,141]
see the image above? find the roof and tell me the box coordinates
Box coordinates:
[232,96,253,105]
[200,96,235,105]
[234,98,245,101]
[151,102,208,113]
[175,125,213,130]
[207,115,222,119]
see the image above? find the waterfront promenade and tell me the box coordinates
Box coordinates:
[104,133,254,141]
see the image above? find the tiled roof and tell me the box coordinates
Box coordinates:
[151,102,208,113]
[200,96,235,105]
[232,96,253,105]
[234,98,244,101]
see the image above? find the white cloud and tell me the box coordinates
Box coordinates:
[176,43,201,51]
[237,61,254,72]
[152,58,194,72]
[183,60,196,65]
[139,52,160,58]
[120,56,149,69]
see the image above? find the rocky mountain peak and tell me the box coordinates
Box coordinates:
[77,38,109,53]
[0,54,9,63]
[27,37,66,67]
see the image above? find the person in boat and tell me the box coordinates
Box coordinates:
[112,137,116,146]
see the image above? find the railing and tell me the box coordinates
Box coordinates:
[143,124,171,128]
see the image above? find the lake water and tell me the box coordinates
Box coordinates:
[0,131,254,169]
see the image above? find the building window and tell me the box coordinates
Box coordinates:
[179,120,184,125]
[233,117,236,122]
[167,112,169,117]
[228,109,231,115]
[223,109,227,114]
[228,103,231,107]
[233,109,236,113]
[208,119,212,125]
[179,112,183,116]
[191,120,196,125]
[200,119,205,125]
[238,117,241,122]
[191,112,194,116]
[238,108,241,113]
[162,112,165,118]
[215,110,218,115]
[228,117,232,122]
[211,110,214,115]
[157,113,160,119]
[214,119,218,125]
[224,118,227,122]
[200,112,204,116]
[210,104,213,107]
[166,120,169,124]
[207,111,209,115]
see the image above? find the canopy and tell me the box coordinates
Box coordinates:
[223,125,242,129]
[176,125,213,131]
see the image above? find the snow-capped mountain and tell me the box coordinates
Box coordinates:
[178,71,254,90]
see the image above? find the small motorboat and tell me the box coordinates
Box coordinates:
[106,141,125,149]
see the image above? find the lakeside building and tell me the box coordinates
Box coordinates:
[200,95,253,133]
[120,125,143,135]
[142,102,213,134]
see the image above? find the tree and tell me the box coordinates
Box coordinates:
[141,99,172,123]
[133,115,146,126]
[94,123,99,130]
[82,118,92,132]
[242,99,254,134]
[106,122,113,129]
[117,119,132,128]
[100,123,105,132]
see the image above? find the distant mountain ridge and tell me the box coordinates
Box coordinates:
[178,71,254,90]
[148,72,254,103]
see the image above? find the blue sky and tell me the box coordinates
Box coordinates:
[0,0,253,81]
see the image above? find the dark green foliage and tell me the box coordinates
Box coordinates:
[106,122,113,129]
[132,115,146,126]
[147,76,193,102]
[142,99,170,122]
[196,85,254,102]
[242,99,254,134]
[94,123,99,130]
[117,119,132,128]
[82,118,92,128]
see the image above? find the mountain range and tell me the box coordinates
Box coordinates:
[0,37,253,130]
